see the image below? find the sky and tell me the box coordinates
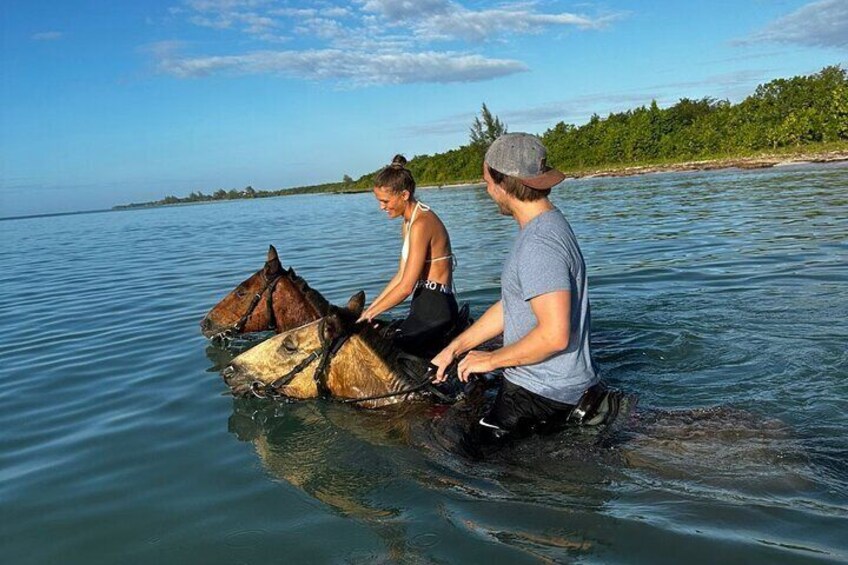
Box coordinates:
[1,0,846,217]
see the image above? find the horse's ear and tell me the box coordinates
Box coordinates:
[264,245,282,275]
[346,291,365,316]
[322,313,344,342]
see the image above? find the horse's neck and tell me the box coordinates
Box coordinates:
[326,332,419,406]
[271,280,331,331]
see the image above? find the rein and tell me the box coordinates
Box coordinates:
[340,353,455,405]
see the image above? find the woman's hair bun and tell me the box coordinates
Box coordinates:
[390,154,407,169]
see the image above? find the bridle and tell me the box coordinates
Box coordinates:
[245,321,455,405]
[248,317,351,399]
[214,271,283,341]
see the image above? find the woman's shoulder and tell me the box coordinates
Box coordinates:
[415,207,448,234]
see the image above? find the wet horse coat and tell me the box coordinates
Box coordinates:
[200,245,330,339]
[221,293,454,409]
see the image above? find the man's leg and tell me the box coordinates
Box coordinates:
[480,379,575,439]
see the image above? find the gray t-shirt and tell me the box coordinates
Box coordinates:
[501,208,599,404]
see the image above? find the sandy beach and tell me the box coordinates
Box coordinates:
[416,149,848,190]
[573,149,848,179]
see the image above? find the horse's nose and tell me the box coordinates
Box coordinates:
[201,317,218,336]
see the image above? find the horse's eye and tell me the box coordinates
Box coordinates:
[235,289,246,298]
[282,336,298,353]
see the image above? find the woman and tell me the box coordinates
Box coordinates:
[357,155,459,358]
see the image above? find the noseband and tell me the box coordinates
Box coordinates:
[249,317,352,399]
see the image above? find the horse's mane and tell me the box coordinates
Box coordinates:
[350,323,429,390]
[284,267,331,315]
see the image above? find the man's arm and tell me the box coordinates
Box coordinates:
[456,290,570,382]
[431,300,503,382]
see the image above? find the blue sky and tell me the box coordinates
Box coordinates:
[1,0,846,216]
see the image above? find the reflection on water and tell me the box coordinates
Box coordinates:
[1,163,847,563]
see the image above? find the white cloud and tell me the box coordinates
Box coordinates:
[152,0,620,83]
[359,0,609,42]
[746,0,848,49]
[157,48,527,84]
[360,0,453,21]
[31,31,64,41]
[186,0,269,11]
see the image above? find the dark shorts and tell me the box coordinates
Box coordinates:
[393,283,459,359]
[482,378,577,436]
[482,379,617,436]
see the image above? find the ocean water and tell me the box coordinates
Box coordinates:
[1,163,847,564]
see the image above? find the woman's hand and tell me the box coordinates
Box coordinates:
[356,308,375,324]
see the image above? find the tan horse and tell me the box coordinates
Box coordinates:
[200,245,330,339]
[221,292,455,408]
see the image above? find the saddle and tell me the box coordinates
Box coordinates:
[373,302,472,343]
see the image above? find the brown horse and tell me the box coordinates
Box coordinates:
[200,245,331,340]
[221,292,456,409]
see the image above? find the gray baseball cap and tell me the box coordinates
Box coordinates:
[485,133,566,190]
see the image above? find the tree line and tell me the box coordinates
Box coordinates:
[400,65,847,182]
[542,65,848,171]
[117,65,847,209]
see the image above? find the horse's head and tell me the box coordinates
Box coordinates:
[200,245,331,339]
[222,292,366,398]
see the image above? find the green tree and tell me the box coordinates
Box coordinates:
[469,103,507,148]
[132,65,848,209]
[835,87,848,139]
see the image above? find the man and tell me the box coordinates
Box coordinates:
[432,132,606,438]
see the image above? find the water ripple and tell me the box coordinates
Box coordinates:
[1,163,847,563]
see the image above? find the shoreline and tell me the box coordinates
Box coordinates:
[569,149,848,180]
[418,149,848,189]
[86,147,848,216]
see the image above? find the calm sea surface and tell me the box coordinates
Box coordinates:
[2,163,847,564]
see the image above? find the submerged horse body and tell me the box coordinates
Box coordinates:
[216,293,797,476]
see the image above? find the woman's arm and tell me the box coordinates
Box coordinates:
[359,220,430,321]
[359,222,405,322]
[368,258,403,310]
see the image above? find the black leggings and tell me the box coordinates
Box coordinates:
[393,286,459,359]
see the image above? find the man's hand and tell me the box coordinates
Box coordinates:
[430,345,458,383]
[431,300,506,383]
[457,350,495,382]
